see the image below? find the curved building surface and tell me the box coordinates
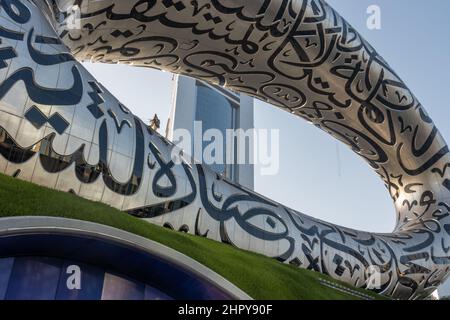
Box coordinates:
[0,0,448,299]
[0,217,250,300]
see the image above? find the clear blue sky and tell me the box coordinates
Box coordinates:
[83,0,450,233]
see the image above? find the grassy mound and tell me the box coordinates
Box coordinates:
[0,173,385,300]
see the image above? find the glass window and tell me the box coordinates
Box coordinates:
[195,84,237,180]
[0,258,14,300]
[55,261,104,300]
[101,273,145,300]
[0,255,226,300]
[144,285,173,300]
[6,257,61,300]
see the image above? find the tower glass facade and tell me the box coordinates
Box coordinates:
[195,83,238,180]
[168,75,255,190]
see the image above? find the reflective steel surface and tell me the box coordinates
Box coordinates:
[0,0,448,299]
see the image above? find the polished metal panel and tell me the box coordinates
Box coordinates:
[0,0,448,299]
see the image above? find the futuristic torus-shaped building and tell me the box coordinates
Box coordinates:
[0,0,449,299]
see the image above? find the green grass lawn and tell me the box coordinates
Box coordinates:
[0,173,385,300]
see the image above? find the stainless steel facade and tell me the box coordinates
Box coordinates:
[0,0,448,299]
